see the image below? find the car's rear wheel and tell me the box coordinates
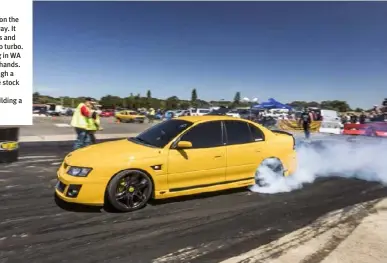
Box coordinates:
[106,170,153,212]
[255,158,285,187]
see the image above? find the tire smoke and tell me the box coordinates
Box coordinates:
[250,137,387,194]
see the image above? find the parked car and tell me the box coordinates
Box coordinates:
[115,110,146,123]
[100,110,115,117]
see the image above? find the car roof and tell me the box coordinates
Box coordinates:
[177,115,248,123]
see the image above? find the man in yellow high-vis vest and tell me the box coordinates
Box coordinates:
[88,101,103,144]
[71,97,98,150]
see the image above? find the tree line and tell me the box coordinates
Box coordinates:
[33,89,361,113]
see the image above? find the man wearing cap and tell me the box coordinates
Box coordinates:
[71,97,98,150]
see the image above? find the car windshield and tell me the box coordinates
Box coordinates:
[131,119,193,148]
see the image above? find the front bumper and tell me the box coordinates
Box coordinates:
[55,163,107,205]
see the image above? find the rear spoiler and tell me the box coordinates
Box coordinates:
[271,129,293,136]
[271,129,296,149]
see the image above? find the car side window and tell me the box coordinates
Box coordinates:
[249,123,265,141]
[180,121,223,148]
[224,121,252,145]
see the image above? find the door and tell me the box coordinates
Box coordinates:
[119,111,128,121]
[167,121,226,191]
[224,120,267,182]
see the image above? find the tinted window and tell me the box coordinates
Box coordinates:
[133,119,193,148]
[249,124,264,141]
[225,121,252,145]
[180,121,222,148]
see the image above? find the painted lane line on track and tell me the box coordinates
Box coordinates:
[18,156,59,159]
[219,200,377,263]
[5,158,63,166]
[17,158,62,163]
[54,123,71,127]
[19,133,136,142]
[154,199,381,263]
[0,213,64,225]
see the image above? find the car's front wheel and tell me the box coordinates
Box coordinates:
[106,170,153,212]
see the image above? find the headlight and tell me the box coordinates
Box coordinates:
[67,166,92,177]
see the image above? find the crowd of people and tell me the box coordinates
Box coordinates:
[339,106,386,125]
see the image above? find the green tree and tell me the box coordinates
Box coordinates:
[100,95,122,108]
[320,100,351,112]
[288,101,308,109]
[306,101,320,108]
[33,92,41,103]
[146,90,152,108]
[179,101,190,109]
[233,92,241,105]
[191,88,198,107]
[165,96,179,110]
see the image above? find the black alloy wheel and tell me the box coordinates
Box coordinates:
[106,170,153,212]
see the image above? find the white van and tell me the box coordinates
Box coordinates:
[189,108,211,116]
[318,109,343,134]
[320,109,339,122]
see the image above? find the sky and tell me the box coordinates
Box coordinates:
[33,1,387,108]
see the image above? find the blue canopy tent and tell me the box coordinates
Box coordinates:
[252,98,293,110]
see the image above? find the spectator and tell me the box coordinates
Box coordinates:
[299,108,312,139]
[71,97,98,150]
[359,111,367,124]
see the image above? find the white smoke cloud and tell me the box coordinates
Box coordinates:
[250,137,387,194]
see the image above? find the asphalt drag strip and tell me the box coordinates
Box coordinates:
[0,140,387,263]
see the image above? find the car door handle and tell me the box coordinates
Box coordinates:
[214,155,222,158]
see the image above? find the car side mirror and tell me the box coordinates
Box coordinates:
[176,140,192,149]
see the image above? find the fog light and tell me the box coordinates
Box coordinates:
[66,184,82,198]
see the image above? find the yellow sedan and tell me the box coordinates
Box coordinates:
[55,115,297,212]
[114,110,146,123]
